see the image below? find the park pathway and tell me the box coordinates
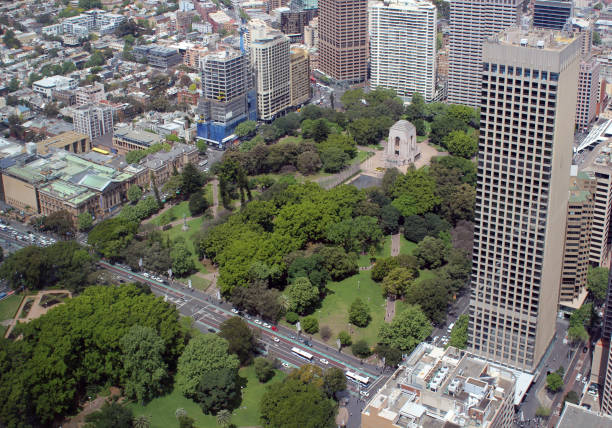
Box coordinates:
[4,290,72,338]
[211,179,219,219]
[384,233,401,323]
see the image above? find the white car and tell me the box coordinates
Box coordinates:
[263,322,271,329]
[576,374,582,382]
[360,391,370,397]
[320,358,329,365]
[254,319,262,325]
[143,273,150,278]
[231,308,239,314]
[273,337,280,343]
[282,362,290,368]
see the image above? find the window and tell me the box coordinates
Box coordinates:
[551,72,559,81]
[516,67,522,76]
[533,70,539,79]
[525,69,531,78]
[483,62,489,71]
[541,71,547,80]
[492,64,498,73]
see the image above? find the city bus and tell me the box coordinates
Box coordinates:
[346,370,370,386]
[291,347,313,361]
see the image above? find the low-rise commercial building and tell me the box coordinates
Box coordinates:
[143,143,198,185]
[113,128,163,155]
[33,76,78,98]
[37,131,91,155]
[362,344,516,428]
[133,45,183,69]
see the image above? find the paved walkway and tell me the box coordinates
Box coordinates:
[211,179,219,219]
[4,290,72,338]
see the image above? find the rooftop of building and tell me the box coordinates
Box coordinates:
[580,137,612,172]
[369,0,436,10]
[113,128,163,146]
[38,131,89,147]
[141,143,197,169]
[33,75,75,88]
[557,402,612,428]
[0,138,24,158]
[362,344,516,428]
[569,189,590,203]
[5,151,133,192]
[38,179,97,206]
[488,27,577,51]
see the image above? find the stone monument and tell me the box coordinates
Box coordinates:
[384,120,420,168]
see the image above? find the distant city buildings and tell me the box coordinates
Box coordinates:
[289,46,311,107]
[448,0,522,107]
[37,131,91,156]
[533,0,573,31]
[113,128,163,155]
[469,28,580,372]
[133,45,183,69]
[368,0,437,102]
[33,76,78,98]
[576,58,600,131]
[361,344,516,428]
[318,0,368,83]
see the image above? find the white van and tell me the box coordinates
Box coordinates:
[447,322,455,333]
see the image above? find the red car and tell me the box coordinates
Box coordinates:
[271,326,278,331]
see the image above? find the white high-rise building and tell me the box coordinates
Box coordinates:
[249,24,291,121]
[369,0,436,102]
[448,0,523,107]
[469,28,580,373]
[73,104,113,141]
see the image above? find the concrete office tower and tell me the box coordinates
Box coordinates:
[469,28,580,372]
[580,145,612,267]
[290,46,311,107]
[448,0,522,108]
[250,26,291,121]
[318,0,368,84]
[73,103,113,141]
[559,167,594,311]
[197,49,256,148]
[368,0,437,102]
[576,58,600,131]
[533,0,573,31]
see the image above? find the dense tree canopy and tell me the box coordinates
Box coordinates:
[587,266,609,305]
[88,217,139,260]
[0,285,184,426]
[218,317,257,365]
[378,305,432,352]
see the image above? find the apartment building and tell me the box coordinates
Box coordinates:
[289,46,311,107]
[133,45,183,69]
[73,103,114,141]
[368,0,436,102]
[362,344,516,428]
[576,58,600,131]
[318,0,367,83]
[75,83,106,106]
[33,75,78,98]
[249,25,291,120]
[448,0,522,107]
[469,28,580,372]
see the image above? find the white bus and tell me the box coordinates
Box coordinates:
[346,370,370,386]
[291,347,313,361]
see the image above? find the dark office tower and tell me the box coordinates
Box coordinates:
[318,0,368,84]
[533,0,573,31]
[448,0,523,108]
[469,28,580,373]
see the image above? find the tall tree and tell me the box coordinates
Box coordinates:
[322,367,346,398]
[378,305,432,352]
[587,266,609,305]
[176,335,240,398]
[193,368,241,415]
[120,325,168,404]
[218,316,257,365]
[286,277,320,315]
[84,402,133,428]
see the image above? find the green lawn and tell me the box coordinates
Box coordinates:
[399,235,417,255]
[357,235,391,267]
[153,201,192,226]
[162,216,208,274]
[278,135,304,145]
[129,366,285,428]
[177,273,210,291]
[356,150,374,163]
[311,270,386,347]
[203,183,213,206]
[0,294,23,321]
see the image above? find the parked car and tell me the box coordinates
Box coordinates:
[273,337,280,343]
[263,322,271,329]
[254,319,262,325]
[320,358,329,365]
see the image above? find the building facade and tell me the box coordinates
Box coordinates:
[602,269,612,414]
[385,120,419,167]
[250,27,291,121]
[197,49,256,147]
[318,0,368,83]
[576,58,600,131]
[368,0,436,102]
[448,0,522,107]
[533,0,572,31]
[73,104,114,141]
[289,46,311,107]
[469,29,580,372]
[75,83,106,106]
[559,168,594,310]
